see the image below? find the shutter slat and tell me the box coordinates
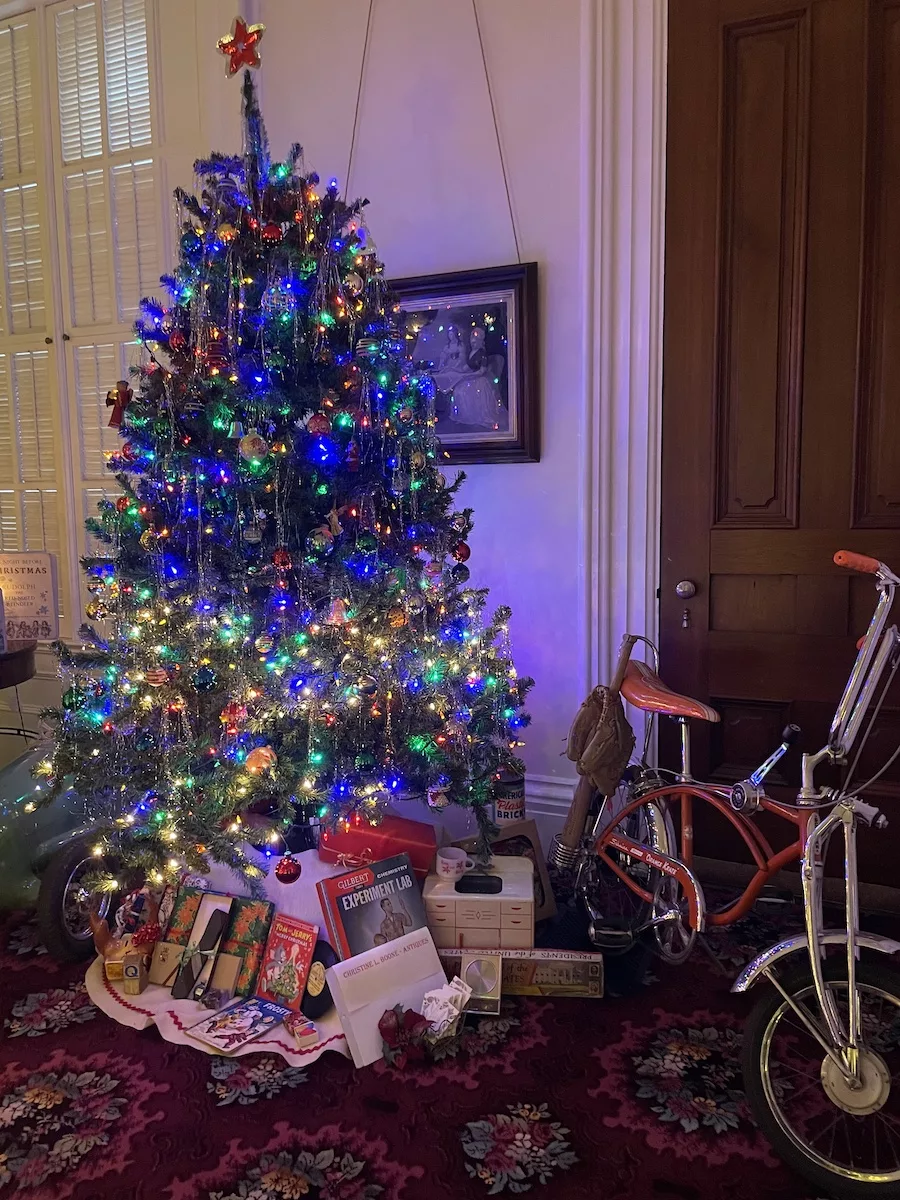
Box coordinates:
[1,183,45,331]
[65,168,112,325]
[103,0,151,153]
[55,3,102,163]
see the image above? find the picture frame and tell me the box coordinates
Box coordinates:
[453,818,557,923]
[390,262,540,463]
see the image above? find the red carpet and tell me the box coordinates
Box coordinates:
[0,902,819,1200]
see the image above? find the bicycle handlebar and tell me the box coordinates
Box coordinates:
[834,550,881,574]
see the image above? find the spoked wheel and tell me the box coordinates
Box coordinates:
[743,957,900,1199]
[651,872,697,965]
[579,795,671,955]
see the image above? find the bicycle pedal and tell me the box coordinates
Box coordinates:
[588,920,635,952]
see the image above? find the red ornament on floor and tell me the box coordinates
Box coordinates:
[274,854,301,884]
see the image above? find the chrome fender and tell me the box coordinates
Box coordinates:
[731,930,900,994]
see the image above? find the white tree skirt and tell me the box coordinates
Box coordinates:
[84,847,350,1065]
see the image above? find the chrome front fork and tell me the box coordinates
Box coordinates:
[798,802,864,1083]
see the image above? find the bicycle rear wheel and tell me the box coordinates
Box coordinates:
[580,790,673,954]
[743,956,900,1198]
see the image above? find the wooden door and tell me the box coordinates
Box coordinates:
[662,0,900,882]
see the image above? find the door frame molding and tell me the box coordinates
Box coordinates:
[579,0,668,744]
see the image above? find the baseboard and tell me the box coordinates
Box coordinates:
[695,855,900,916]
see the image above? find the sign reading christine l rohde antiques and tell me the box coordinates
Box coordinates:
[0,552,59,642]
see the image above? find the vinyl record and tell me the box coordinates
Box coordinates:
[301,939,337,1018]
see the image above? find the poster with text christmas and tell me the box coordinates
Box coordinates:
[0,553,58,641]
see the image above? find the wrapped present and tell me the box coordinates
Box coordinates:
[219,897,274,997]
[163,886,207,946]
[318,813,437,880]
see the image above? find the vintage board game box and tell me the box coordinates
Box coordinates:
[317,853,426,960]
[438,947,604,998]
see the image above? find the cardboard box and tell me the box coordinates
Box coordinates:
[438,947,604,999]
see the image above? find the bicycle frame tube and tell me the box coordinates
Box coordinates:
[595,783,805,929]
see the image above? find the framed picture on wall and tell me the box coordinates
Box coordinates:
[390,262,539,463]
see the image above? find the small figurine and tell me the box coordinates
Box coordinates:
[105,379,133,428]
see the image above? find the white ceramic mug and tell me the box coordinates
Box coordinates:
[436,846,476,880]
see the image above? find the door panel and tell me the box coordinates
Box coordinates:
[662,0,900,883]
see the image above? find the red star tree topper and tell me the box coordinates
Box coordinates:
[217,16,265,76]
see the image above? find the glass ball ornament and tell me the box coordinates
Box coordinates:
[139,528,156,551]
[390,472,410,496]
[272,547,292,570]
[357,674,377,695]
[407,594,426,616]
[145,667,169,687]
[387,607,407,629]
[450,564,470,584]
[216,222,237,243]
[85,600,108,620]
[354,751,377,771]
[62,686,84,711]
[192,665,217,693]
[356,532,378,554]
[397,406,414,422]
[261,221,283,242]
[254,633,275,654]
[424,560,444,580]
[451,541,471,563]
[243,524,263,545]
[451,513,468,533]
[115,496,130,513]
[135,730,154,752]
[180,229,203,259]
[344,270,364,296]
[427,784,451,810]
[86,579,104,594]
[274,853,301,884]
[410,450,426,470]
[121,442,137,462]
[307,525,334,554]
[306,412,331,435]
[245,745,278,774]
[239,430,269,461]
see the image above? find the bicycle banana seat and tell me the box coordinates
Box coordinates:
[620,660,720,722]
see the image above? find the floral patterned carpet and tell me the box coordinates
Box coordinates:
[0,898,824,1200]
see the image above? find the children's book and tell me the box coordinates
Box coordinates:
[255,914,318,1011]
[185,996,291,1054]
[316,853,426,960]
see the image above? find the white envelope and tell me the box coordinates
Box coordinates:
[327,928,446,1068]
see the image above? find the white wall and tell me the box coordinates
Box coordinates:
[2,0,668,840]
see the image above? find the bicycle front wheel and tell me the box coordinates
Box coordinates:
[743,956,900,1199]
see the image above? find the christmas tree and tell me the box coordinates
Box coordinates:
[37,41,531,892]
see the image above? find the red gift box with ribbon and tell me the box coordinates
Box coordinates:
[318,813,437,880]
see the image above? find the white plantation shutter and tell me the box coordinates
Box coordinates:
[103,0,151,153]
[1,184,45,332]
[0,13,68,627]
[55,3,102,163]
[45,0,159,631]
[0,21,36,179]
[111,158,156,319]
[65,167,113,325]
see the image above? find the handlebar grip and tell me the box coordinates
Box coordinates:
[781,724,801,746]
[834,550,881,574]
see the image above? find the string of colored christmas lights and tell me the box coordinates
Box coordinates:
[35,67,532,892]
